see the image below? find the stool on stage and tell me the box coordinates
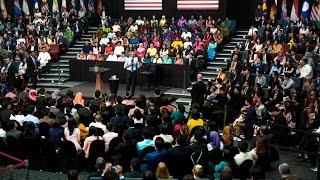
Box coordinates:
[89,66,110,95]
[140,64,156,91]
[109,77,119,95]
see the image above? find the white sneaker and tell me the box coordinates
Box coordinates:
[310,167,317,172]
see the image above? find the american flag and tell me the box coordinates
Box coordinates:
[177,0,219,10]
[41,2,49,14]
[88,0,95,12]
[124,0,162,10]
[311,1,319,21]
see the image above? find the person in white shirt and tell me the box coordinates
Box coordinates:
[78,8,86,19]
[280,75,295,90]
[181,29,192,41]
[99,34,109,47]
[37,48,51,68]
[234,141,253,166]
[187,15,197,27]
[0,121,6,138]
[129,24,138,33]
[297,59,312,79]
[254,71,266,87]
[118,52,126,62]
[114,42,125,56]
[107,32,116,40]
[135,16,144,26]
[248,26,258,36]
[112,22,121,32]
[17,35,26,45]
[89,114,107,134]
[183,37,193,50]
[107,51,118,61]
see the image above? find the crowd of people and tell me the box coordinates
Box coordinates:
[76,14,231,71]
[0,7,90,90]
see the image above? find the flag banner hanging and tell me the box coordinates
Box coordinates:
[88,0,95,12]
[52,0,59,13]
[0,0,8,18]
[177,0,219,10]
[290,0,299,20]
[41,0,49,14]
[14,0,22,17]
[311,1,319,21]
[281,0,287,20]
[61,0,67,12]
[301,0,310,20]
[124,0,163,10]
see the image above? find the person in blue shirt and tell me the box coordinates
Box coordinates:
[82,41,91,54]
[269,60,283,75]
[142,53,152,64]
[251,58,264,73]
[162,54,173,64]
[141,137,168,172]
[171,103,185,125]
[136,129,155,153]
[129,36,140,47]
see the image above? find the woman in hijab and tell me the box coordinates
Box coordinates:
[222,125,232,148]
[73,92,84,107]
[136,43,146,58]
[28,89,37,104]
[207,122,223,164]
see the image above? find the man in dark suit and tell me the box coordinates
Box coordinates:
[113,96,127,113]
[78,100,93,127]
[231,46,242,61]
[167,134,189,179]
[267,84,283,108]
[0,100,13,130]
[26,51,38,89]
[240,38,254,51]
[72,21,82,41]
[36,88,48,110]
[241,67,254,85]
[89,90,103,113]
[5,58,17,88]
[191,74,207,107]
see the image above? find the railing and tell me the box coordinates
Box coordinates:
[0,151,29,180]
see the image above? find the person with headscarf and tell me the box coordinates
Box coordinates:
[222,125,232,148]
[28,89,37,103]
[208,131,221,151]
[64,26,74,47]
[207,40,217,62]
[73,92,84,107]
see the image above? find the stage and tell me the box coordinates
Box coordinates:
[60,81,171,99]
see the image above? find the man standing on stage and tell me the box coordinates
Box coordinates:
[124,51,141,97]
[191,74,207,107]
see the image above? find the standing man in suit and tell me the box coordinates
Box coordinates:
[26,51,38,89]
[124,51,142,97]
[191,74,207,107]
[5,58,17,88]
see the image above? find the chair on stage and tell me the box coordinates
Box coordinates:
[140,64,156,91]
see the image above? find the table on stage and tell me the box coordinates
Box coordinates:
[69,60,191,88]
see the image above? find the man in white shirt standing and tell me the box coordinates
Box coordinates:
[124,51,142,97]
[37,47,51,69]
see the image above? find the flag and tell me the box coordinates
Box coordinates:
[311,1,319,21]
[270,0,277,19]
[290,0,299,20]
[281,0,287,20]
[301,0,310,20]
[0,0,7,18]
[52,0,59,13]
[41,1,49,14]
[22,0,30,16]
[177,0,218,10]
[80,0,86,11]
[262,0,267,17]
[61,0,67,12]
[34,0,39,10]
[88,0,95,12]
[71,0,77,9]
[125,0,162,10]
[97,0,102,14]
[14,0,22,17]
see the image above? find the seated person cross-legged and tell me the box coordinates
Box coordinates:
[234,97,257,140]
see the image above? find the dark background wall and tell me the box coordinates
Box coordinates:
[4,0,315,29]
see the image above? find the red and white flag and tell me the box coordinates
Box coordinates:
[177,0,219,10]
[311,1,319,21]
[124,0,162,10]
[61,0,67,12]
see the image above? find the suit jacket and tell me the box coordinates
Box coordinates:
[6,63,17,86]
[241,74,254,85]
[191,81,207,106]
[2,44,15,52]
[26,56,37,76]
[37,96,48,110]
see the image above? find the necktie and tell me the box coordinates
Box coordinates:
[131,59,134,72]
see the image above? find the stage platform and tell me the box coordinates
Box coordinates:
[59,81,170,99]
